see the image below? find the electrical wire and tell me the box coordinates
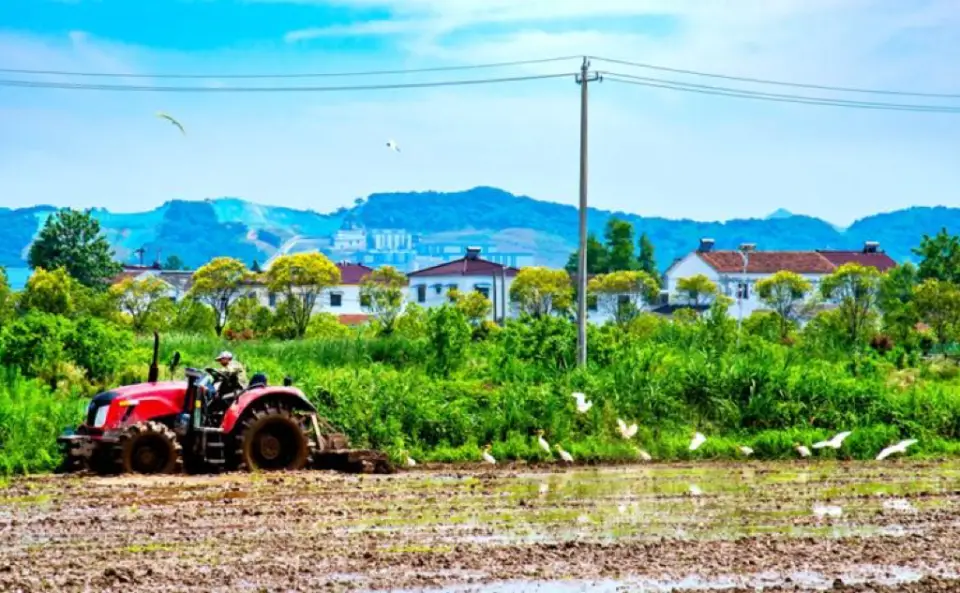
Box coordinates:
[0,71,574,92]
[603,72,960,113]
[0,55,580,79]
[592,55,960,99]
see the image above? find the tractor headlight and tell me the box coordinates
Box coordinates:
[93,405,110,428]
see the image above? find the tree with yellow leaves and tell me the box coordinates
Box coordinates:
[360,265,407,334]
[588,270,659,325]
[188,257,250,336]
[266,252,341,338]
[509,267,572,318]
[110,275,172,333]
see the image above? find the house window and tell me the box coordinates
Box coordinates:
[736,282,749,299]
[587,295,598,312]
[268,292,277,307]
[474,284,490,298]
[330,293,343,308]
[416,285,426,303]
[433,283,443,295]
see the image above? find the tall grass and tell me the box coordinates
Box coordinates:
[4,313,960,475]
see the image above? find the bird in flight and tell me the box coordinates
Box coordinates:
[156,112,185,135]
[386,139,400,152]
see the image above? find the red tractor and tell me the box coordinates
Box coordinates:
[57,334,392,475]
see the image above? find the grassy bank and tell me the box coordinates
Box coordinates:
[5,312,960,475]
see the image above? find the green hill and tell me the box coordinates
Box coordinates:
[1,188,956,272]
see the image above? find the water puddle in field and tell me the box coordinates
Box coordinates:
[350,461,960,545]
[383,565,956,592]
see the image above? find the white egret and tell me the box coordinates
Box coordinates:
[386,139,400,152]
[813,431,852,450]
[555,444,574,463]
[739,445,754,456]
[571,392,593,414]
[636,448,652,461]
[403,451,416,467]
[535,430,551,455]
[617,419,638,439]
[156,112,185,135]
[688,484,703,497]
[876,439,917,461]
[481,444,496,465]
[794,443,811,458]
[689,432,706,451]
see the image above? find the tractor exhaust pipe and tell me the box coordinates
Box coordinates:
[147,332,160,383]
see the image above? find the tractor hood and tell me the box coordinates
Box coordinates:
[109,381,189,401]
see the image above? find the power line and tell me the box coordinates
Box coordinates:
[593,55,960,99]
[603,72,960,113]
[0,56,579,79]
[0,72,574,92]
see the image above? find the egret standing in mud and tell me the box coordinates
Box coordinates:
[636,447,652,461]
[794,442,812,458]
[876,438,918,461]
[402,451,417,468]
[689,432,706,451]
[617,419,638,440]
[536,430,552,456]
[813,431,852,451]
[482,444,496,465]
[571,392,593,414]
[738,445,754,456]
[555,444,574,464]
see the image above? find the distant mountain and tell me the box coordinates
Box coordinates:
[766,208,794,220]
[1,187,955,273]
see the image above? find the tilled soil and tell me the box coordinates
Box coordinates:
[2,460,960,592]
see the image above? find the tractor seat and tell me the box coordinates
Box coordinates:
[248,373,268,389]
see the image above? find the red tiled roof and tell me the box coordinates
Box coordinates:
[338,314,370,326]
[698,251,836,274]
[408,257,519,278]
[817,251,897,272]
[337,263,374,285]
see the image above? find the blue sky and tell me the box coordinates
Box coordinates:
[1,0,959,225]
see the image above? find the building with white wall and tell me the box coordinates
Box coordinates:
[663,238,897,322]
[406,247,517,321]
[245,261,376,325]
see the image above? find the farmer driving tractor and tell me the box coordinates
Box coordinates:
[214,350,247,398]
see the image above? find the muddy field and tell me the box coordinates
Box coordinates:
[2,461,960,592]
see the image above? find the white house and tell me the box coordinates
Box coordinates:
[111,265,192,301]
[407,247,517,321]
[663,238,897,322]
[245,261,376,325]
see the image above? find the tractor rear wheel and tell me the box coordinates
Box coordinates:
[235,404,311,472]
[118,422,182,475]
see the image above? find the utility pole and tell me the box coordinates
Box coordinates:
[576,57,601,367]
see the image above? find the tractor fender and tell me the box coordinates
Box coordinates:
[220,387,317,434]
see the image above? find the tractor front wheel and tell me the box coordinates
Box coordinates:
[235,404,310,472]
[118,422,182,475]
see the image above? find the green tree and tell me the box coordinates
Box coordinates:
[19,268,75,317]
[110,275,172,333]
[675,274,719,306]
[188,257,250,336]
[27,208,121,288]
[588,270,659,325]
[171,298,217,335]
[265,252,341,338]
[755,270,812,339]
[878,263,919,343]
[426,305,471,377]
[360,265,408,335]
[509,267,572,317]
[565,233,608,275]
[913,228,960,284]
[637,232,657,276]
[913,278,960,344]
[603,218,638,272]
[449,288,492,326]
[820,262,882,349]
[0,267,12,328]
[162,255,186,271]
